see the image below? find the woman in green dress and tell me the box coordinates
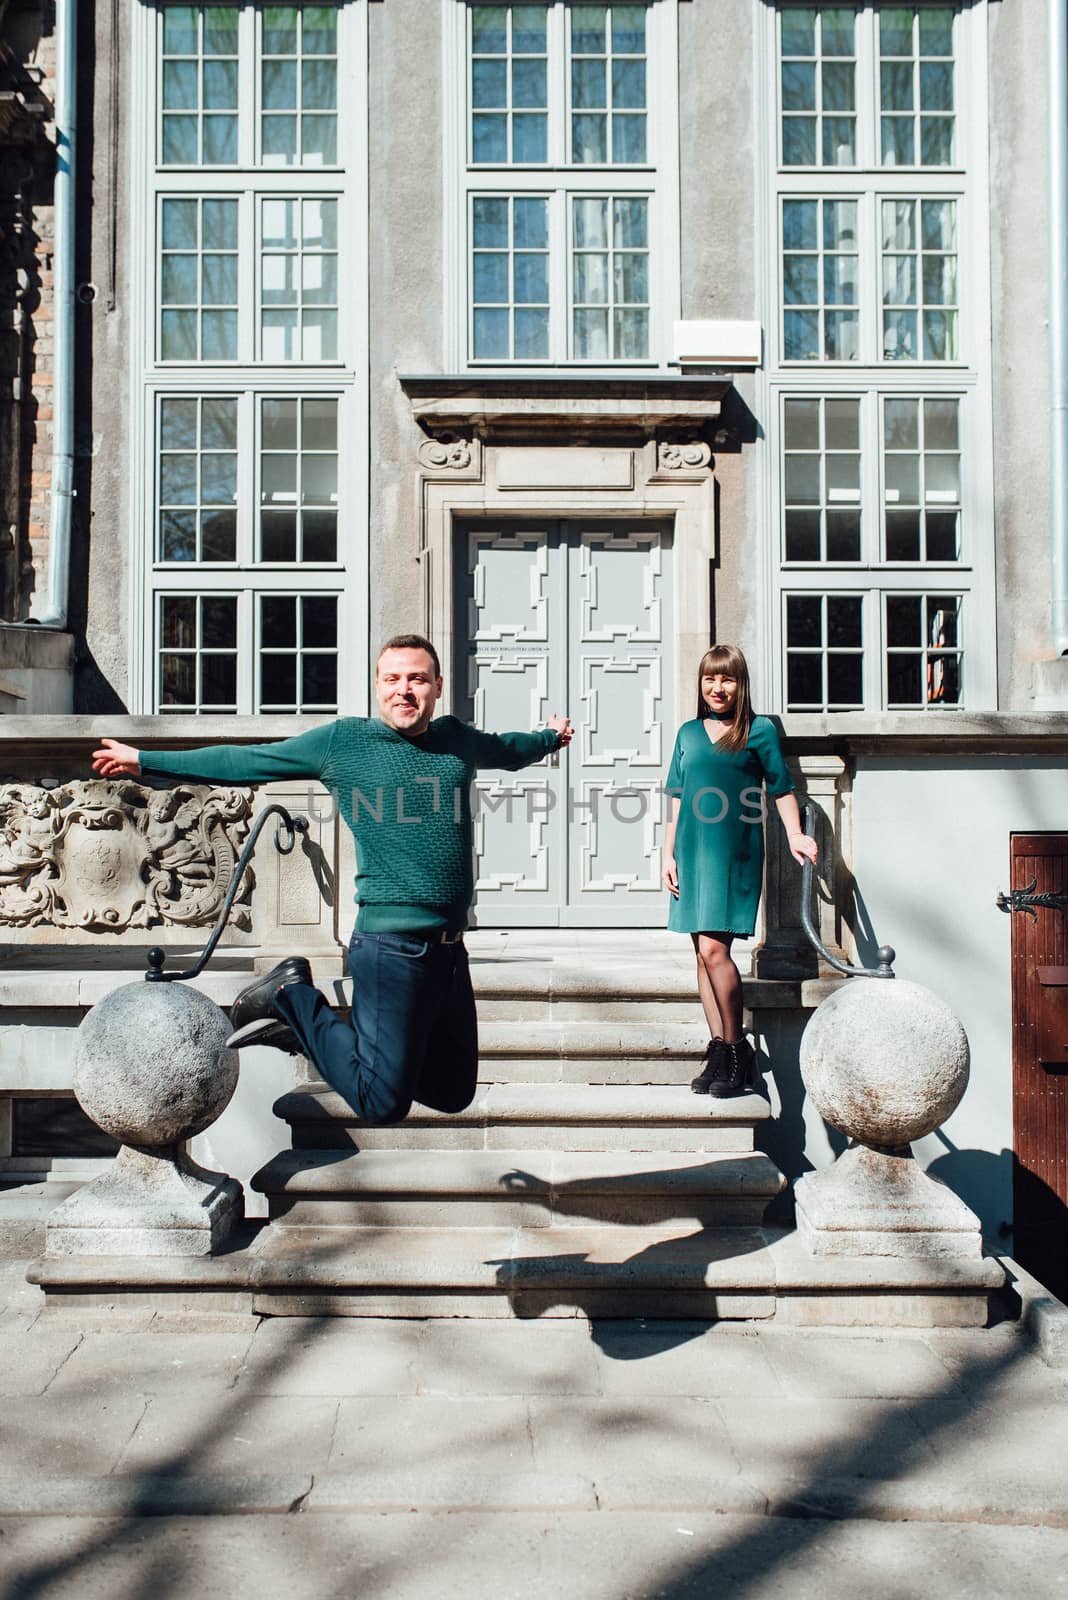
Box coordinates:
[662,644,818,1098]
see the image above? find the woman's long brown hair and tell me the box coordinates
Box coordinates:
[695,643,752,752]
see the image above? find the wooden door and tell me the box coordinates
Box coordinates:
[456,520,673,927]
[1011,833,1068,1300]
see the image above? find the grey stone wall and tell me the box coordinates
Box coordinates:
[987,0,1054,709]
[79,0,132,712]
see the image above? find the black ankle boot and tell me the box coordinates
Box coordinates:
[690,1037,728,1094]
[709,1037,755,1099]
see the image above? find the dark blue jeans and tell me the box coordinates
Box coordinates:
[273,931,479,1125]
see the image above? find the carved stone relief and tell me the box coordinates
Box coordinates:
[417,433,480,475]
[656,440,712,472]
[0,781,253,931]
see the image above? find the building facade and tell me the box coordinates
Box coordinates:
[1,0,1067,1267]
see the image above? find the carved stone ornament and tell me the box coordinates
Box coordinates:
[0,781,253,931]
[657,440,712,472]
[417,433,476,472]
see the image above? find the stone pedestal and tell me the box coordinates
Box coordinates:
[45,1144,243,1257]
[795,1144,983,1259]
[43,977,243,1259]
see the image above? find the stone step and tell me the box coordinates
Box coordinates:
[276,1083,770,1152]
[251,1148,786,1229]
[28,1226,1006,1324]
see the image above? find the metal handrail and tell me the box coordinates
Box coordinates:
[144,804,309,983]
[799,801,895,980]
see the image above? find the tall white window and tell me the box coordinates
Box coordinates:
[765,3,993,711]
[134,2,365,715]
[450,2,678,366]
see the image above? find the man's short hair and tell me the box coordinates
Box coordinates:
[377,634,441,678]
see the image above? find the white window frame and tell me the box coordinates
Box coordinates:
[444,1,680,368]
[755,0,997,712]
[129,1,369,716]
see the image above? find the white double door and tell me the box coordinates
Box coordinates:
[456,521,673,927]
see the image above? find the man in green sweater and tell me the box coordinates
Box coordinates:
[92,635,573,1126]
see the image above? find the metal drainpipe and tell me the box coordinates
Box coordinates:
[1051,0,1068,656]
[29,0,76,628]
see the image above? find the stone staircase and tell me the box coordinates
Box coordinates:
[244,940,786,1316]
[25,935,1006,1323]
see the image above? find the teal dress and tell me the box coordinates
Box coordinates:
[665,715,794,937]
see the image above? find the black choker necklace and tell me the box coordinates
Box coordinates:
[707,709,732,721]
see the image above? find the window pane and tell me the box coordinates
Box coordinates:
[163,7,198,55]
[514,197,548,248]
[514,306,549,357]
[201,453,237,504]
[783,310,820,361]
[161,510,197,562]
[473,58,507,107]
[202,595,237,646]
[880,9,914,57]
[472,7,507,54]
[474,252,510,303]
[302,59,337,111]
[572,113,607,163]
[263,399,299,449]
[612,5,646,53]
[473,114,508,163]
[887,653,922,704]
[203,59,238,109]
[822,10,854,56]
[514,251,549,303]
[572,7,607,54]
[261,510,297,561]
[613,197,647,247]
[302,398,338,451]
[884,399,918,449]
[784,399,820,449]
[161,653,196,705]
[301,511,337,561]
[924,398,958,449]
[787,594,822,646]
[262,595,296,646]
[474,307,510,358]
[473,197,509,248]
[574,307,609,360]
[261,653,298,705]
[161,399,199,451]
[881,117,914,167]
[885,453,919,503]
[785,455,821,504]
[787,653,823,705]
[886,594,922,646]
[301,654,337,706]
[513,114,548,162]
[574,252,609,304]
[783,200,817,251]
[783,119,817,166]
[612,113,646,163]
[160,453,198,505]
[886,510,921,560]
[162,595,197,648]
[920,61,953,111]
[781,10,816,57]
[613,307,647,358]
[612,58,645,110]
[828,595,862,647]
[513,6,547,53]
[826,511,861,561]
[785,510,821,561]
[201,652,237,706]
[573,59,606,109]
[574,197,609,249]
[925,511,958,561]
[919,9,954,56]
[163,60,198,111]
[783,61,816,112]
[512,57,547,108]
[827,652,863,705]
[200,509,236,561]
[825,399,859,450]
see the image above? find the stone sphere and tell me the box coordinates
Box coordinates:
[73,981,238,1148]
[799,977,969,1148]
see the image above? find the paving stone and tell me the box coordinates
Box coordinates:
[46,1328,257,1397]
[589,1321,783,1396]
[0,1327,81,1395]
[717,1396,937,1482]
[414,1319,603,1396]
[0,1473,312,1516]
[329,1396,534,1474]
[117,1393,339,1477]
[756,1329,961,1399]
[2,1511,1068,1600]
[307,1469,596,1512]
[2,1391,149,1477]
[529,1396,739,1482]
[236,1315,422,1396]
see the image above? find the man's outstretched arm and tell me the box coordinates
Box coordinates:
[92,724,337,784]
[465,713,574,772]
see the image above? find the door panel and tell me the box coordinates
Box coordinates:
[457,520,673,926]
[1010,833,1068,1301]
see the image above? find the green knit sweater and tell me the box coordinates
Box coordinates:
[138,717,559,932]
